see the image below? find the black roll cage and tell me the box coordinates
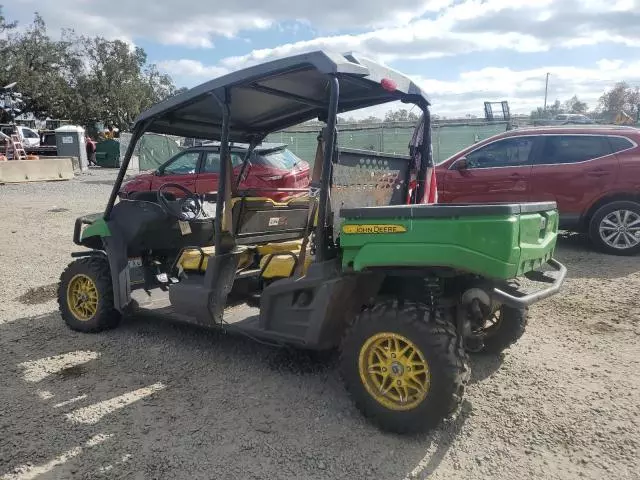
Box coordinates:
[104,73,431,261]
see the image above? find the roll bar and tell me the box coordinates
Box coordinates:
[103,76,432,260]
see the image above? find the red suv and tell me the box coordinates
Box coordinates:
[436,126,640,255]
[120,142,309,202]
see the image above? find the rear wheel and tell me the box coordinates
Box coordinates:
[477,305,528,354]
[340,301,469,434]
[58,256,120,332]
[588,201,640,256]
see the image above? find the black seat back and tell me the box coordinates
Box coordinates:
[231,197,309,245]
[109,200,214,254]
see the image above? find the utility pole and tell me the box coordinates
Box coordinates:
[543,73,550,111]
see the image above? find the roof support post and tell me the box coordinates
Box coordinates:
[104,120,150,220]
[415,103,432,204]
[212,88,232,254]
[315,75,339,262]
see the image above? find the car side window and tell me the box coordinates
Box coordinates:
[163,151,200,175]
[231,154,244,167]
[463,137,534,169]
[608,136,634,154]
[22,129,39,139]
[202,153,243,173]
[537,135,611,165]
[202,153,221,173]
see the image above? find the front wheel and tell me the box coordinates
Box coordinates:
[58,256,121,332]
[588,201,640,256]
[339,301,469,434]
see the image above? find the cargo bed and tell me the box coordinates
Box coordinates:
[339,202,559,279]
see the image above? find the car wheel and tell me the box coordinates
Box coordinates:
[339,300,469,434]
[473,305,528,354]
[58,256,121,332]
[588,201,640,256]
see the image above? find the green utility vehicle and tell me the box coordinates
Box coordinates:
[58,51,565,433]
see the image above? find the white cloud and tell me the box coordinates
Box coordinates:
[8,0,450,47]
[417,61,640,117]
[217,0,640,69]
[156,55,640,119]
[157,59,229,79]
[9,0,640,120]
[9,0,640,60]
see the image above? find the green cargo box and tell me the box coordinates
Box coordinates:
[339,202,558,280]
[95,139,121,168]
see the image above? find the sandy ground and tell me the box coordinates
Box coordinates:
[0,169,639,480]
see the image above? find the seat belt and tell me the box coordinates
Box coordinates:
[295,132,325,276]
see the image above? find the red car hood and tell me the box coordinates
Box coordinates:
[121,172,154,193]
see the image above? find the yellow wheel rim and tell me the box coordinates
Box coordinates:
[358,332,430,411]
[66,274,99,321]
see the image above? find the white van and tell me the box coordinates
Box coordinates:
[0,125,40,148]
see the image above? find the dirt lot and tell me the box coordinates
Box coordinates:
[1,169,639,480]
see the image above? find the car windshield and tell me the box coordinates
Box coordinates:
[253,148,302,170]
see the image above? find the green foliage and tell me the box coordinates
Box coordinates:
[0,7,178,129]
[564,95,588,114]
[383,109,420,122]
[72,36,177,131]
[529,107,546,120]
[598,82,640,121]
[2,13,80,122]
[529,97,588,119]
[337,110,421,125]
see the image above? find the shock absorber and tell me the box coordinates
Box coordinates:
[459,287,494,352]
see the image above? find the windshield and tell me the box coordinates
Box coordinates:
[253,148,301,170]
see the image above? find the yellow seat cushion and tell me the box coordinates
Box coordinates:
[178,238,308,275]
[259,250,312,279]
[178,247,253,272]
[256,239,312,278]
[255,239,304,256]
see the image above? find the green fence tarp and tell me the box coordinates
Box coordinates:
[115,122,508,172]
[265,122,509,166]
[137,134,183,171]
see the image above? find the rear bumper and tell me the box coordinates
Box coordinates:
[493,259,566,308]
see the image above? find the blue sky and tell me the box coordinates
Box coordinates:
[6,0,640,118]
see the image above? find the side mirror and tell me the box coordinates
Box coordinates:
[454,157,468,170]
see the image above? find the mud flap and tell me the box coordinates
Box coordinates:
[102,231,130,312]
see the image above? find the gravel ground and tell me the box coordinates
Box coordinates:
[1,169,639,480]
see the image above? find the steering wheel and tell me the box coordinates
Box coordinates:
[157,183,203,221]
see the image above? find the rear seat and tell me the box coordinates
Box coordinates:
[177,240,312,278]
[231,196,310,245]
[258,240,313,279]
[177,246,253,272]
[177,196,313,279]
